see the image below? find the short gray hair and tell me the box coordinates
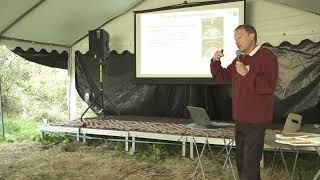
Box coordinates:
[235,25,257,42]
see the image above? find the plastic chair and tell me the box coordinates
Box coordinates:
[282,113,302,134]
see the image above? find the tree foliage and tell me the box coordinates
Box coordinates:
[0,45,69,122]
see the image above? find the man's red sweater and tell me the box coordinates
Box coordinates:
[210,47,278,124]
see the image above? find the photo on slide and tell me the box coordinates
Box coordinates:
[202,17,224,59]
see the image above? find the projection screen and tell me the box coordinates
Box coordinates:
[135,0,245,84]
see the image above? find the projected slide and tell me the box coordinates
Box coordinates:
[202,17,224,59]
[135,1,245,83]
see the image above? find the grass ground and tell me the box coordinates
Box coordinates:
[0,116,319,179]
[0,137,319,180]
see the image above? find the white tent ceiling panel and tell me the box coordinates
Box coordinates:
[247,0,320,45]
[267,0,320,15]
[0,0,40,31]
[0,0,142,52]
[4,0,142,45]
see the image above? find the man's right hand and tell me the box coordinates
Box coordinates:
[212,49,224,62]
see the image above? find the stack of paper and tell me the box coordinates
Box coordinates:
[275,132,320,146]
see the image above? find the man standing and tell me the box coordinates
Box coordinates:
[210,25,278,180]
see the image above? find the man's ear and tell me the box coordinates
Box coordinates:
[249,33,255,41]
[249,33,256,40]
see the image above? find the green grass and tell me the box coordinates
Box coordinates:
[0,113,78,145]
[0,114,41,143]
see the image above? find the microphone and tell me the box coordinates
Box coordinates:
[236,50,241,61]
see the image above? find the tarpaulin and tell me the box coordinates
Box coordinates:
[74,39,320,124]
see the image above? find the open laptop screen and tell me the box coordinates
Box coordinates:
[187,106,234,127]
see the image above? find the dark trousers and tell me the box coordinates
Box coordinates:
[235,121,266,180]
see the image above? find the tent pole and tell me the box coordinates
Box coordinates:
[67,47,77,121]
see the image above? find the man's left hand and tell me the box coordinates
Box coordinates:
[235,61,248,76]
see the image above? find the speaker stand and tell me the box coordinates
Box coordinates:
[99,58,105,118]
[97,57,121,117]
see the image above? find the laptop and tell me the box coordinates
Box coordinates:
[187,106,234,128]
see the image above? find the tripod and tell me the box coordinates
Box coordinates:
[80,55,120,124]
[80,29,121,124]
[80,55,105,124]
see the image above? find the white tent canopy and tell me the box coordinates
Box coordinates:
[0,0,319,54]
[0,0,143,53]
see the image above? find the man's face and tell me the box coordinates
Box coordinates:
[234,28,255,53]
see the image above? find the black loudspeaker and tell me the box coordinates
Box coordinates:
[89,29,110,60]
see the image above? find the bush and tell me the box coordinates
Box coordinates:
[0,45,69,122]
[0,45,96,143]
